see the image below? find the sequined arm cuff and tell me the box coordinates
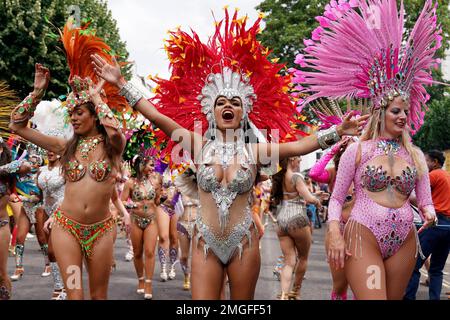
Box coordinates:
[119,82,143,108]
[11,92,42,124]
[316,126,341,150]
[0,160,23,175]
[95,102,120,129]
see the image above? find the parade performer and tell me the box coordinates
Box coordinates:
[10,143,50,281]
[33,100,72,299]
[174,163,199,291]
[271,156,322,299]
[307,99,363,300]
[0,138,32,300]
[292,0,439,299]
[9,18,128,299]
[121,148,162,299]
[93,9,366,299]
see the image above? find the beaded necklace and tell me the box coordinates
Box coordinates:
[77,135,104,160]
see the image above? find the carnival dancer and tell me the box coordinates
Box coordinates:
[158,168,180,281]
[307,99,363,300]
[10,144,50,281]
[292,0,439,299]
[121,151,161,299]
[0,138,32,299]
[174,164,199,291]
[9,19,128,299]
[271,156,322,299]
[93,9,367,299]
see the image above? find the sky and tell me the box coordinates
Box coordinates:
[106,0,262,82]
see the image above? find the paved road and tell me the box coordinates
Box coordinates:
[7,221,450,300]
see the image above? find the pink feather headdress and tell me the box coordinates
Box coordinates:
[292,0,442,133]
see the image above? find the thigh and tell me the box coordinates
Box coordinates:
[344,222,387,300]
[227,230,261,300]
[384,229,417,300]
[50,225,84,299]
[169,214,179,242]
[277,231,296,263]
[85,231,114,299]
[143,223,158,255]
[34,208,48,241]
[290,226,311,259]
[191,238,225,300]
[156,207,170,239]
[130,222,144,256]
[16,211,31,243]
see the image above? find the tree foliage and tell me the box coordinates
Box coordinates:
[257,0,450,68]
[0,0,130,99]
[413,95,450,151]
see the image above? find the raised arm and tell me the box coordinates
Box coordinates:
[256,112,369,164]
[9,64,67,154]
[309,142,342,184]
[91,54,201,156]
[87,78,126,155]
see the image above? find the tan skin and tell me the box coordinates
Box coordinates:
[327,97,436,299]
[121,159,161,296]
[92,53,368,300]
[278,157,321,299]
[9,64,126,300]
[0,146,32,298]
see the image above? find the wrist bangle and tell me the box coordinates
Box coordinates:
[119,82,143,108]
[316,125,341,150]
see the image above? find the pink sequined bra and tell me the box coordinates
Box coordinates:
[65,159,111,182]
[361,165,417,196]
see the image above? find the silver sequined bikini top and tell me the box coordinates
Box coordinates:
[196,139,256,231]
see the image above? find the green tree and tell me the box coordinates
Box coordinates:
[0,0,130,99]
[413,95,450,151]
[257,0,450,68]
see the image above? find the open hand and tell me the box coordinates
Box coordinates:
[33,63,50,97]
[338,111,370,136]
[91,54,124,88]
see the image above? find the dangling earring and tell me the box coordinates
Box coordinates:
[380,108,386,136]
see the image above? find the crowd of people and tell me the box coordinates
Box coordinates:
[0,0,449,301]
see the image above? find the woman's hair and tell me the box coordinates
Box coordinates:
[0,141,13,181]
[61,102,120,176]
[360,105,426,176]
[270,158,289,207]
[334,139,353,171]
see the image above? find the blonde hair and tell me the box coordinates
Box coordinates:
[360,107,426,177]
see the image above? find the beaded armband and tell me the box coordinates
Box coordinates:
[119,82,143,108]
[316,125,341,150]
[11,92,42,123]
[95,102,120,129]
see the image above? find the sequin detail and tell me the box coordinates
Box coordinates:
[65,159,111,182]
[53,209,115,258]
[194,206,254,264]
[131,213,156,230]
[37,166,65,215]
[362,165,417,196]
[276,198,309,233]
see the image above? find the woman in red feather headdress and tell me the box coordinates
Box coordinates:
[93,9,367,299]
[9,18,129,300]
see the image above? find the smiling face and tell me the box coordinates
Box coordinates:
[383,96,409,139]
[142,158,155,175]
[213,96,244,131]
[69,103,97,136]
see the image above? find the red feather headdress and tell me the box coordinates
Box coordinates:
[151,9,304,157]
